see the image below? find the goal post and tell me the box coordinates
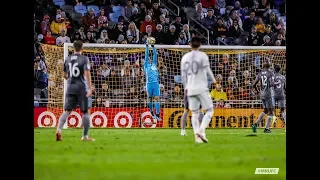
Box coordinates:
[41,43,286,129]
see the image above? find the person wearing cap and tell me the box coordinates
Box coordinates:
[261,24,274,42]
[56,28,71,45]
[153,24,163,44]
[140,15,156,33]
[41,15,51,35]
[82,8,97,28]
[162,24,179,44]
[181,24,191,42]
[262,35,272,46]
[130,7,140,27]
[50,14,66,36]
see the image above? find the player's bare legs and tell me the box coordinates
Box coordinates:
[154,96,162,121]
[56,110,71,141]
[252,109,267,133]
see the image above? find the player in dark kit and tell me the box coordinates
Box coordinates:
[56,40,94,141]
[273,64,286,131]
[251,63,275,133]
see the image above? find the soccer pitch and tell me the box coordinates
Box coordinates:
[34,129,286,180]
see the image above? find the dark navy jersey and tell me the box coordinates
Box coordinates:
[64,53,90,94]
[274,72,286,98]
[253,69,274,99]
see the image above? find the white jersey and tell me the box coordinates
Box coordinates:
[181,50,215,96]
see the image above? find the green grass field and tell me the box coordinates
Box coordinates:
[34,128,286,180]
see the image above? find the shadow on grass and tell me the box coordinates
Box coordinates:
[245,134,258,137]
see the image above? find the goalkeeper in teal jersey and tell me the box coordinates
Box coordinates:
[144,43,161,121]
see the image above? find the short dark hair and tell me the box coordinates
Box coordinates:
[274,64,281,73]
[191,36,202,48]
[262,63,270,69]
[73,40,83,52]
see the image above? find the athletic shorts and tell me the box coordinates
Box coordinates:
[188,91,213,111]
[146,82,160,97]
[261,97,275,109]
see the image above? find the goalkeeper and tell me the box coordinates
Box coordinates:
[144,41,161,121]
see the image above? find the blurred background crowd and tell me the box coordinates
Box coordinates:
[34,0,286,108]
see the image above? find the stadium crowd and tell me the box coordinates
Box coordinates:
[34,0,286,108]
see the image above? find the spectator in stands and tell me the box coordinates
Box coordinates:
[172,16,183,32]
[130,7,141,28]
[238,86,249,100]
[215,74,223,85]
[228,70,239,88]
[232,1,245,21]
[122,68,136,91]
[160,84,169,100]
[41,15,51,36]
[97,9,108,29]
[201,9,217,33]
[124,0,134,21]
[195,3,206,21]
[100,83,113,99]
[210,83,227,101]
[71,31,82,42]
[128,86,138,99]
[170,85,183,101]
[111,22,126,41]
[262,35,272,46]
[228,11,243,29]
[267,11,278,32]
[251,1,260,14]
[50,14,66,36]
[177,32,188,45]
[228,19,243,44]
[181,24,191,43]
[56,39,63,46]
[143,25,153,37]
[101,62,111,77]
[56,28,71,45]
[87,25,98,39]
[93,68,106,89]
[82,8,97,28]
[216,0,226,9]
[159,15,169,33]
[214,17,228,45]
[275,33,286,46]
[248,26,261,46]
[256,0,268,17]
[140,15,156,33]
[139,3,148,23]
[85,31,96,43]
[262,2,273,21]
[243,11,256,32]
[255,17,265,33]
[153,24,163,44]
[121,60,135,77]
[226,88,236,100]
[152,2,161,22]
[221,7,231,23]
[97,29,109,43]
[162,25,179,45]
[107,69,120,90]
[261,24,274,41]
[93,96,104,107]
[157,56,167,83]
[78,26,87,40]
[43,31,56,45]
[98,21,109,36]
[201,0,216,9]
[161,8,169,18]
[35,54,47,73]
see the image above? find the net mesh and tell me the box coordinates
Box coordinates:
[41,44,286,128]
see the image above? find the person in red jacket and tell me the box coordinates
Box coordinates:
[140,15,156,33]
[201,0,216,9]
[82,8,97,28]
[43,31,56,45]
[41,15,51,36]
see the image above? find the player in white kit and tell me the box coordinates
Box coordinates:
[180,36,216,143]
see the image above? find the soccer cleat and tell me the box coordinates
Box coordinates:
[196,133,208,143]
[272,116,277,125]
[155,114,162,121]
[180,129,187,136]
[81,137,95,141]
[264,128,271,133]
[195,136,204,143]
[56,132,62,141]
[251,124,257,133]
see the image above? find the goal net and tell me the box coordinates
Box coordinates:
[41,44,286,129]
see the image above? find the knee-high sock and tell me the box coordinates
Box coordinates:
[199,111,204,124]
[82,113,90,138]
[57,111,70,133]
[181,110,188,130]
[199,108,214,134]
[265,115,272,129]
[255,112,266,125]
[191,110,200,135]
[148,98,153,115]
[155,101,160,115]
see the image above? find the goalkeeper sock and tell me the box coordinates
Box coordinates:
[57,111,70,133]
[148,101,154,115]
[82,113,90,138]
[199,111,204,124]
[265,116,272,129]
[155,101,160,116]
[181,110,188,130]
[199,109,214,134]
[191,111,200,135]
[255,112,266,125]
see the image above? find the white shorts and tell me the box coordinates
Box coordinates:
[188,91,213,111]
